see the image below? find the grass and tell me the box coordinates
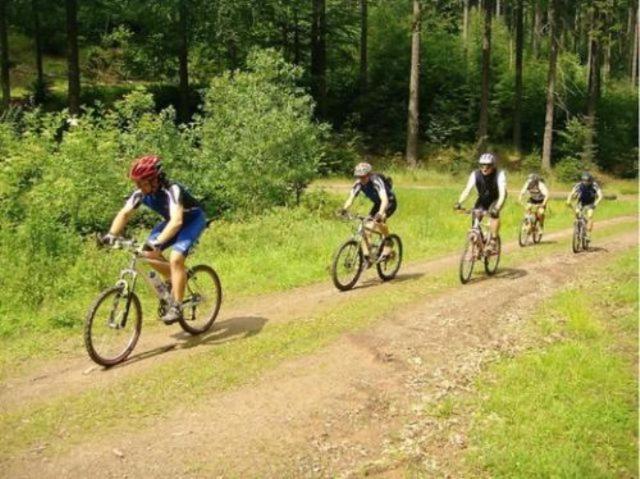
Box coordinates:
[465,249,638,478]
[0,218,636,462]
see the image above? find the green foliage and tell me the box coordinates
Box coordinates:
[554,157,586,183]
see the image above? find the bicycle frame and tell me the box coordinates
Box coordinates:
[346,214,384,259]
[467,209,488,255]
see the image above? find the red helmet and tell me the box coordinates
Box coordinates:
[130,155,162,181]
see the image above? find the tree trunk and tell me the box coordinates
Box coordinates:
[513,0,523,157]
[463,0,470,41]
[0,0,9,110]
[66,0,80,115]
[177,0,189,123]
[311,0,327,118]
[496,0,501,17]
[632,4,639,84]
[477,0,492,151]
[541,0,559,171]
[585,6,602,163]
[33,0,44,87]
[405,0,421,167]
[586,7,594,83]
[359,0,367,95]
[533,0,542,57]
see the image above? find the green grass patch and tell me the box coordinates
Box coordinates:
[466,250,639,478]
[0,220,636,461]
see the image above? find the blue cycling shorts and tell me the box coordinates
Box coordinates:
[148,209,207,256]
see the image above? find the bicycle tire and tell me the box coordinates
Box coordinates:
[84,286,142,367]
[376,234,403,281]
[459,237,476,284]
[572,221,582,253]
[532,219,542,244]
[484,236,501,275]
[179,264,223,335]
[331,239,364,291]
[518,219,529,247]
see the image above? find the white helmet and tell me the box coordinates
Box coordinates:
[478,152,497,166]
[354,162,372,177]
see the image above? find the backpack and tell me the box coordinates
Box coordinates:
[378,173,394,191]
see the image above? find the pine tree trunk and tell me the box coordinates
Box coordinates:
[496,0,501,17]
[541,0,559,171]
[632,5,639,84]
[533,1,542,57]
[66,0,80,115]
[311,0,327,118]
[477,0,492,151]
[33,0,44,87]
[177,0,189,123]
[463,0,470,41]
[405,0,421,167]
[0,0,10,110]
[513,0,523,156]
[359,0,368,95]
[585,7,601,163]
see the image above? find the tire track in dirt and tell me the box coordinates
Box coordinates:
[2,228,637,478]
[0,215,634,414]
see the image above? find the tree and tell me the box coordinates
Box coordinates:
[462,0,470,41]
[0,0,9,110]
[32,0,44,89]
[66,0,80,115]
[541,0,560,171]
[513,0,524,157]
[585,3,602,162]
[405,0,421,167]
[177,0,189,123]
[360,0,368,95]
[311,0,326,118]
[533,0,543,57]
[632,1,639,84]
[477,0,492,151]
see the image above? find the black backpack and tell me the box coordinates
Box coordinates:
[378,173,394,191]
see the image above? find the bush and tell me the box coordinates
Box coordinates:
[555,157,585,183]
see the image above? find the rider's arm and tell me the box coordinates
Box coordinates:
[518,181,529,204]
[372,176,389,216]
[594,184,603,205]
[539,181,550,206]
[108,191,141,236]
[566,185,577,205]
[154,186,184,245]
[495,171,507,210]
[343,182,360,210]
[458,172,476,204]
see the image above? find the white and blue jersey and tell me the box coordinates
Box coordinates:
[571,182,601,207]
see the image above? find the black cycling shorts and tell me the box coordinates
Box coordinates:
[369,199,397,220]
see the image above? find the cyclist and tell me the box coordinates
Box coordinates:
[454,152,507,252]
[341,162,397,266]
[566,172,603,241]
[103,155,207,324]
[518,173,549,233]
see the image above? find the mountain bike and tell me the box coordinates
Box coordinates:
[457,208,501,284]
[331,213,403,291]
[570,205,590,253]
[518,206,543,247]
[84,237,222,367]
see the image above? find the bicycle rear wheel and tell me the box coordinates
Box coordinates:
[532,219,542,244]
[84,286,142,367]
[459,238,477,284]
[484,236,501,275]
[518,219,530,247]
[179,264,222,335]
[572,222,583,253]
[332,239,364,291]
[376,234,403,281]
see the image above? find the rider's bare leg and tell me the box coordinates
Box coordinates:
[586,208,595,233]
[144,250,171,279]
[170,251,187,304]
[537,206,545,228]
[490,217,500,239]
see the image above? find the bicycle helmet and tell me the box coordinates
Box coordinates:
[478,152,497,166]
[354,162,372,177]
[580,172,593,184]
[130,155,162,181]
[527,173,541,182]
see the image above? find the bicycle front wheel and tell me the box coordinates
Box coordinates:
[484,236,501,275]
[532,220,542,244]
[179,264,223,335]
[376,234,403,281]
[84,286,142,367]
[572,222,583,253]
[518,219,529,247]
[331,239,363,291]
[459,238,476,284]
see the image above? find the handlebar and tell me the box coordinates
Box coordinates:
[337,211,373,222]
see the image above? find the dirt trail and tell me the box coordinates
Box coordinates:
[2,227,637,478]
[0,215,635,413]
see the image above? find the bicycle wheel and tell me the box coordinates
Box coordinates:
[484,236,501,275]
[518,219,529,247]
[532,219,542,244]
[572,221,582,253]
[179,264,223,335]
[581,223,590,251]
[331,239,364,291]
[459,237,477,284]
[376,234,403,281]
[84,286,142,367]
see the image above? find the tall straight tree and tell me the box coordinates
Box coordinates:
[585,3,602,162]
[311,0,326,118]
[513,0,524,156]
[32,0,44,89]
[0,0,10,110]
[533,0,542,57]
[632,2,639,84]
[463,0,470,41]
[405,0,421,167]
[66,0,80,115]
[477,0,492,151]
[359,0,367,95]
[177,0,189,123]
[541,0,560,171]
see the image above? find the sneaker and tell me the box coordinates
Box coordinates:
[363,255,373,270]
[486,239,498,254]
[161,304,182,325]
